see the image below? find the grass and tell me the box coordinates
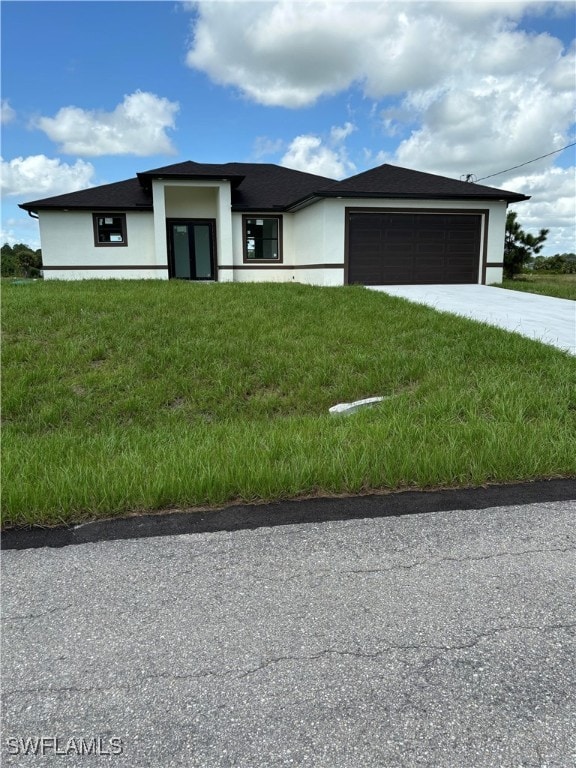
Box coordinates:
[2,280,575,528]
[495,273,576,300]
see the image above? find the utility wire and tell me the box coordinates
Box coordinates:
[475,141,576,182]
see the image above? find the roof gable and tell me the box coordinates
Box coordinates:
[137,161,337,210]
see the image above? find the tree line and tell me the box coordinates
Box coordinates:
[503,212,575,277]
[1,243,43,278]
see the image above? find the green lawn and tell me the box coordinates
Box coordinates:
[2,280,575,528]
[495,274,576,300]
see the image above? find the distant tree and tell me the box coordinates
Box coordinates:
[1,242,42,277]
[504,212,549,279]
[1,243,17,276]
[533,254,576,274]
[532,255,549,271]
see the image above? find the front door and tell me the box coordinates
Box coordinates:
[167,219,216,280]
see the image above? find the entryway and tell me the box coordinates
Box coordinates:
[167,219,216,280]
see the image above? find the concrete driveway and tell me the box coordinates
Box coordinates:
[369,285,575,355]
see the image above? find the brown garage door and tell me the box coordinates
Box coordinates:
[348,211,481,285]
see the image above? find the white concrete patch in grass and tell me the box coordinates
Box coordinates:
[329,396,386,415]
[369,285,576,355]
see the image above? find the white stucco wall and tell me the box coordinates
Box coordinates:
[38,210,163,280]
[164,187,218,218]
[36,192,508,284]
[291,201,344,285]
[291,197,508,285]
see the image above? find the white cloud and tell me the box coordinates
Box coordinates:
[35,91,179,156]
[252,136,286,159]
[1,218,40,250]
[281,123,357,178]
[330,122,356,143]
[185,2,573,177]
[186,2,381,107]
[1,155,96,198]
[185,0,575,247]
[185,2,571,107]
[390,80,573,180]
[1,100,16,125]
[507,166,576,255]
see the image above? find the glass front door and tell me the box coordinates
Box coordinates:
[168,220,215,280]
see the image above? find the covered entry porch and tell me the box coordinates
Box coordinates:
[151,178,233,281]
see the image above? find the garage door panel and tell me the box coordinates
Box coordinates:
[417,242,448,254]
[417,228,446,239]
[385,230,415,241]
[348,211,481,285]
[446,243,477,255]
[388,244,414,255]
[446,258,477,271]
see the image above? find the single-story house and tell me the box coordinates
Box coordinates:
[19,161,529,285]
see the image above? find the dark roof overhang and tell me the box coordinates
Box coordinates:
[317,190,531,203]
[19,202,153,213]
[286,190,530,211]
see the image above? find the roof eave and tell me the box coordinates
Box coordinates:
[18,203,153,212]
[285,194,323,212]
[231,205,289,213]
[316,191,530,203]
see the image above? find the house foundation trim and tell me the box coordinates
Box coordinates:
[218,263,344,270]
[42,264,169,270]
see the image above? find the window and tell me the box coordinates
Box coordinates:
[243,216,282,262]
[93,214,127,246]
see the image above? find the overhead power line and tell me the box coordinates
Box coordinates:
[474,141,576,182]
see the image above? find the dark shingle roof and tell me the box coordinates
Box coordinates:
[19,178,153,212]
[137,161,337,210]
[315,164,529,202]
[19,160,529,213]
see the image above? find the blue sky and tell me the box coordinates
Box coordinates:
[2,0,575,254]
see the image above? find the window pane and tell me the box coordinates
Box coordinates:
[262,219,278,238]
[172,226,191,279]
[244,217,280,260]
[95,215,125,244]
[262,240,278,260]
[194,225,212,279]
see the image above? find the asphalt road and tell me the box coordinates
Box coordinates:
[2,498,576,767]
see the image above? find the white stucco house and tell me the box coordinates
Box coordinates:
[19,161,529,285]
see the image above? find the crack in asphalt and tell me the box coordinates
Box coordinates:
[245,544,576,585]
[4,623,575,698]
[343,544,576,576]
[2,604,75,623]
[235,620,576,679]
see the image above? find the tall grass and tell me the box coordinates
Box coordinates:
[496,274,576,300]
[3,281,575,526]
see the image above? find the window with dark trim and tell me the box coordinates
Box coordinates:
[93,214,127,246]
[243,216,282,262]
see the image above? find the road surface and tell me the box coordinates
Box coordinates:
[2,497,575,767]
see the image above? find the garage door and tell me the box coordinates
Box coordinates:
[348,212,482,285]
